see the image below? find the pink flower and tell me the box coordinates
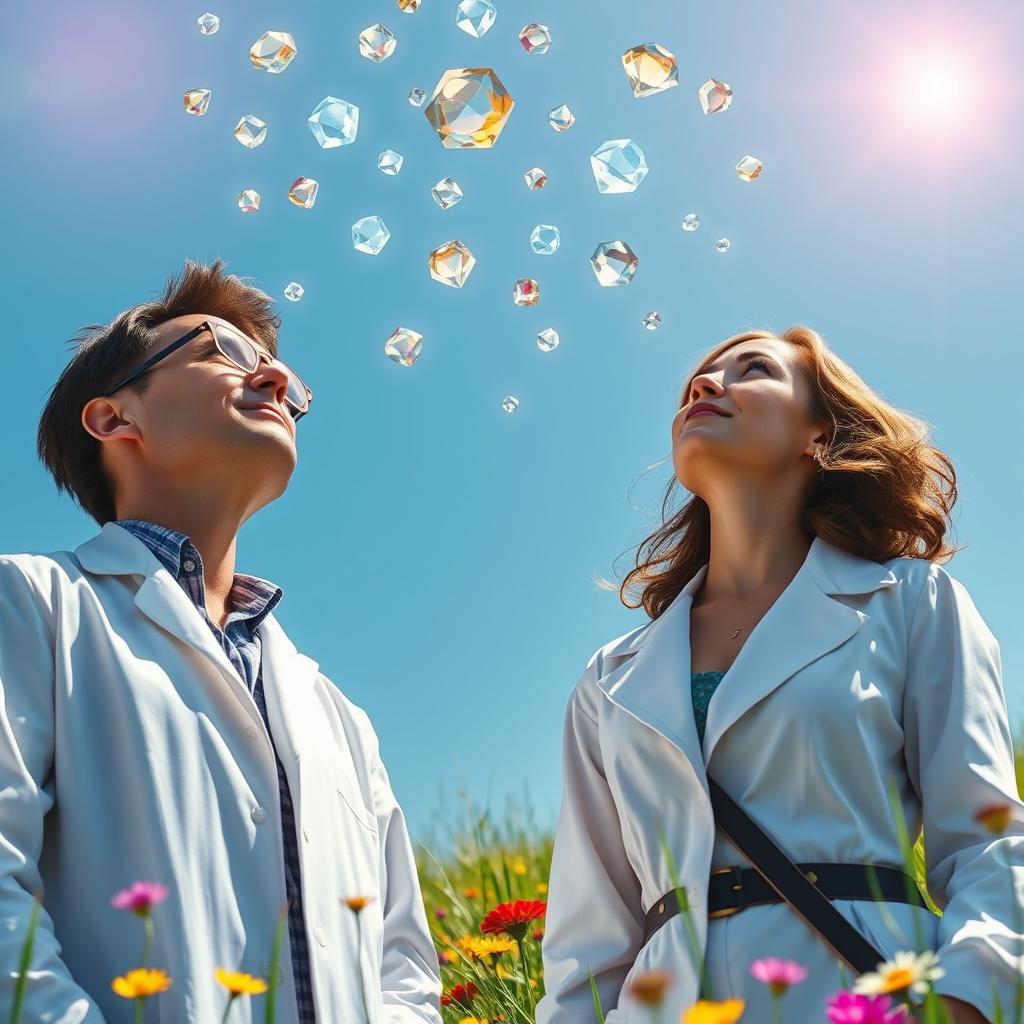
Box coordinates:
[826,990,911,1024]
[110,881,169,917]
[748,957,808,997]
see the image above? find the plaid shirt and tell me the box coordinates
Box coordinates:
[117,519,316,1023]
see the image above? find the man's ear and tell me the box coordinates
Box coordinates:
[81,397,142,444]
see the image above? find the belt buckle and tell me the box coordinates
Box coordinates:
[708,866,745,920]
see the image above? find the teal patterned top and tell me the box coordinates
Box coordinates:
[691,670,727,746]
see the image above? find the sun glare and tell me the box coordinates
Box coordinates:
[901,55,970,125]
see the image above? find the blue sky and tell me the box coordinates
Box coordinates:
[2,0,1022,849]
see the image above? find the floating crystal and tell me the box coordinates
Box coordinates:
[424,67,515,148]
[398,0,420,11]
[590,138,649,194]
[681,213,700,231]
[288,177,319,209]
[250,31,297,73]
[548,104,574,132]
[590,240,638,286]
[537,328,559,352]
[698,78,733,114]
[385,327,423,366]
[736,155,763,181]
[378,149,404,175]
[359,23,396,62]
[283,282,304,302]
[530,224,560,255]
[233,115,267,148]
[502,395,520,413]
[456,0,497,37]
[237,189,260,213]
[513,278,540,306]
[184,89,211,116]
[523,166,547,190]
[621,43,678,97]
[428,240,476,288]
[431,177,463,209]
[642,311,662,330]
[307,96,359,149]
[519,23,551,53]
[715,238,731,253]
[197,12,220,34]
[352,216,391,255]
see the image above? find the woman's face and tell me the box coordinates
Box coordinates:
[671,337,826,496]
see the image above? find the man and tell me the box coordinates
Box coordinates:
[0,260,443,1023]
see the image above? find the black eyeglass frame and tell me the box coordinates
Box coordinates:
[100,320,313,421]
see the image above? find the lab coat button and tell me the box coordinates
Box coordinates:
[251,806,267,824]
[246,727,259,741]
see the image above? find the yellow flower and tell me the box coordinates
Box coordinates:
[456,934,517,962]
[457,1017,488,1024]
[682,998,745,1024]
[852,950,945,997]
[512,860,528,875]
[535,882,548,895]
[111,968,173,999]
[215,968,269,997]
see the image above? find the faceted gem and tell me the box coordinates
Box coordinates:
[524,166,547,190]
[237,189,260,213]
[385,327,424,366]
[548,104,574,132]
[590,138,649,194]
[307,96,359,149]
[715,237,731,252]
[197,12,220,35]
[359,23,396,63]
[502,395,520,413]
[642,311,662,330]
[513,278,539,306]
[428,241,476,288]
[233,115,267,148]
[352,216,391,255]
[530,224,560,255]
[184,89,211,116]
[283,282,304,302]
[431,177,463,209]
[408,87,427,107]
[378,149,404,175]
[590,240,638,286]
[424,67,515,149]
[536,328,559,352]
[519,23,551,54]
[250,31,297,73]
[288,177,319,208]
[398,0,420,11]
[621,43,678,98]
[681,213,700,231]
[736,155,763,181]
[456,0,497,37]
[698,78,733,114]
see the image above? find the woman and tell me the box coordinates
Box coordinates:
[534,327,1022,1024]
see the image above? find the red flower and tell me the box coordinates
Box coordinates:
[531,927,544,942]
[441,982,479,1007]
[480,899,547,941]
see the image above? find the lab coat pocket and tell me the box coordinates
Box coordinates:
[335,765,378,833]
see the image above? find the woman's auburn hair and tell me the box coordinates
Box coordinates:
[617,325,961,619]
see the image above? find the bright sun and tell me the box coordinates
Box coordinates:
[900,54,971,125]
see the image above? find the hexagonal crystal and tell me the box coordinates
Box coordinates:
[378,149,404,175]
[502,395,520,413]
[715,237,731,253]
[359,23,396,63]
[197,12,220,35]
[621,43,678,97]
[698,78,733,115]
[352,216,391,255]
[456,0,497,37]
[184,89,211,116]
[424,67,515,148]
[519,23,551,54]
[308,96,359,149]
[736,155,763,181]
[428,240,476,288]
[681,213,700,232]
[283,282,304,302]
[237,189,260,213]
[513,278,540,306]
[548,104,574,132]
[591,138,649,194]
[642,311,662,330]
[288,177,319,209]
[530,224,560,255]
[408,87,427,107]
[250,31,297,73]
[385,327,423,366]
[524,167,547,190]
[536,328,559,352]
[431,177,463,209]
[590,240,638,286]
[233,115,267,148]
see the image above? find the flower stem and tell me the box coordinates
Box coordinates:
[515,937,534,1017]
[220,994,237,1024]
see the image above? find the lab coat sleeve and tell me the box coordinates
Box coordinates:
[902,562,1024,1024]
[535,660,645,1024]
[0,558,108,1022]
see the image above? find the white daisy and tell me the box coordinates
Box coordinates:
[853,950,945,998]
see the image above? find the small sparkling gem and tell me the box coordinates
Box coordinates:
[513,278,540,306]
[519,23,551,54]
[250,31,297,73]
[184,89,211,116]
[398,0,420,11]
[283,282,304,302]
[378,149,404,175]
[385,327,424,366]
[352,216,391,255]
[621,43,678,97]
[428,240,476,288]
[502,395,520,413]
[288,177,319,209]
[456,0,497,37]
[431,177,464,209]
[681,213,700,231]
[736,155,763,181]
[308,96,359,149]
[424,67,515,148]
[197,12,220,35]
[548,104,575,132]
[590,138,649,194]
[408,88,427,107]
[642,311,662,330]
[536,328,559,352]
[524,166,548,190]
[530,224,560,255]
[359,23,397,62]
[715,237,731,253]
[233,114,267,148]
[698,78,733,114]
[590,240,638,286]
[237,189,260,213]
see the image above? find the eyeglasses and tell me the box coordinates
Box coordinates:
[101,320,313,421]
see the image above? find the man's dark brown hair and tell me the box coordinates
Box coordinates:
[36,259,282,527]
